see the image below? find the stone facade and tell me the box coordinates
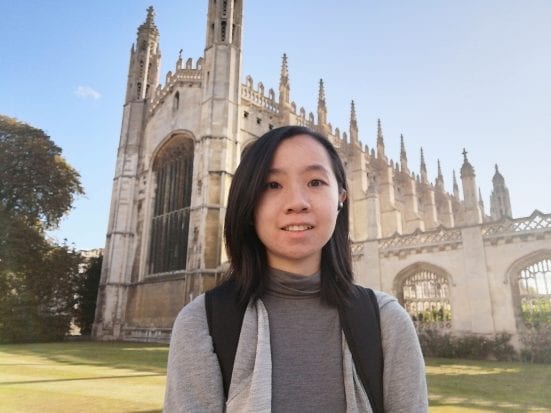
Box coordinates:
[93,2,551,346]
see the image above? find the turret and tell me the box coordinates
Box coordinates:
[186,0,244,272]
[490,164,512,219]
[201,0,243,137]
[95,7,162,339]
[125,6,161,103]
[460,148,482,224]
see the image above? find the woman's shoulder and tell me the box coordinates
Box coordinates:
[369,289,412,325]
[372,289,397,308]
[171,293,208,336]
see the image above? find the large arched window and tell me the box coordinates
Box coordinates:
[517,258,551,327]
[148,136,194,274]
[399,266,452,328]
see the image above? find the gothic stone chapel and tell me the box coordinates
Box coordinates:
[93,1,551,347]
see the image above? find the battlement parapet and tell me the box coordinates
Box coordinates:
[241,75,278,113]
[148,61,203,116]
[378,226,463,257]
[482,210,551,240]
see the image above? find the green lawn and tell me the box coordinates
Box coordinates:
[426,358,551,412]
[0,341,167,413]
[0,341,550,412]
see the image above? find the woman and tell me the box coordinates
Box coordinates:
[164,126,428,412]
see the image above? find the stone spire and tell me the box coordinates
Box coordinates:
[492,164,505,185]
[349,100,359,143]
[460,148,482,224]
[478,187,485,216]
[490,164,512,219]
[400,134,409,174]
[125,6,161,103]
[376,119,386,160]
[367,175,382,239]
[420,147,428,184]
[279,53,290,105]
[139,6,158,33]
[317,79,327,127]
[435,159,444,191]
[460,148,475,178]
[176,48,183,70]
[452,170,460,198]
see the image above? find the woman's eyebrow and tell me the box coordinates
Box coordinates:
[303,164,330,175]
[267,168,285,176]
[267,164,330,175]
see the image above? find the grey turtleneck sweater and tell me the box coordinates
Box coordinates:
[164,275,429,412]
[262,268,345,412]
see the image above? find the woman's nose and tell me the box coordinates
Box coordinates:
[285,186,310,212]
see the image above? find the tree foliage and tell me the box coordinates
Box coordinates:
[74,255,102,336]
[0,114,83,228]
[0,115,85,343]
[0,218,82,342]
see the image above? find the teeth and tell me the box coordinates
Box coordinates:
[283,225,313,231]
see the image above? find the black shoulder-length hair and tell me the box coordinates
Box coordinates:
[224,125,355,308]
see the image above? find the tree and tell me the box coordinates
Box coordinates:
[0,115,84,343]
[74,255,102,335]
[0,114,83,228]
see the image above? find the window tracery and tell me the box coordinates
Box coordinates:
[401,268,451,328]
[517,258,551,327]
[148,137,194,274]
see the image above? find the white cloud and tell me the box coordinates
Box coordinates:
[75,85,101,100]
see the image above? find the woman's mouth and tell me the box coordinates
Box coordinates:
[282,225,313,232]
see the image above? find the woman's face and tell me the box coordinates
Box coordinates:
[254,134,346,275]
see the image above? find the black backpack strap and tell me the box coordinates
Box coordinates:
[205,280,247,400]
[339,285,385,413]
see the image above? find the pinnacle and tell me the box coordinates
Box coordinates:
[400,134,407,160]
[351,100,357,120]
[318,79,326,102]
[139,6,158,33]
[280,53,289,78]
[377,119,384,144]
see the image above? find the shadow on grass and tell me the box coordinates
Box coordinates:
[128,410,162,413]
[429,398,541,413]
[0,341,169,374]
[1,373,165,386]
[426,357,551,412]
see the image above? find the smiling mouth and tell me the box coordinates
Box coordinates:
[282,225,313,232]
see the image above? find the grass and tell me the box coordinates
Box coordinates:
[0,342,550,412]
[426,358,551,412]
[0,341,167,413]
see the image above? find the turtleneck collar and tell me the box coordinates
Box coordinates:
[265,267,321,298]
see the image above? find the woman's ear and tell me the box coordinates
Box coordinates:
[339,189,347,204]
[337,189,347,211]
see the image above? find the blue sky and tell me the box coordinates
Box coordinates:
[1,1,550,250]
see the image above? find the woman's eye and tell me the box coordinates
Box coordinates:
[266,181,281,190]
[309,179,325,187]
